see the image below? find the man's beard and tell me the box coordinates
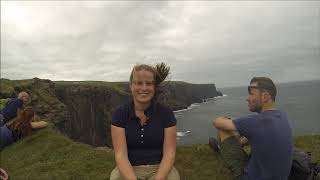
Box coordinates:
[250,103,262,113]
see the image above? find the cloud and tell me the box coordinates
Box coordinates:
[1,1,319,87]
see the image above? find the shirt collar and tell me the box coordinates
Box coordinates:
[128,98,154,120]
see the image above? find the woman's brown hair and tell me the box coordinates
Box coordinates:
[9,106,34,140]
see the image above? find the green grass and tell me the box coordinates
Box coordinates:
[294,135,320,161]
[176,144,233,180]
[1,126,319,180]
[0,98,10,110]
[0,125,115,180]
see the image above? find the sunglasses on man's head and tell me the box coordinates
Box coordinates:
[248,85,272,93]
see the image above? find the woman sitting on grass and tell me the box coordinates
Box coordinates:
[0,106,48,149]
[110,63,180,180]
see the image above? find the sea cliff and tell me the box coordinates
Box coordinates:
[0,78,222,146]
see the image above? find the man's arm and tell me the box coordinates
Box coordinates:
[213,116,237,131]
[213,116,250,146]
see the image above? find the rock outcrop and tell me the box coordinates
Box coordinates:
[55,82,128,147]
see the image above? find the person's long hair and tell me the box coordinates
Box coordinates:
[9,106,34,139]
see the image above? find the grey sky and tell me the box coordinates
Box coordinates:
[1,1,319,88]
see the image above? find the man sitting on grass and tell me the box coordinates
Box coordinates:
[210,77,293,180]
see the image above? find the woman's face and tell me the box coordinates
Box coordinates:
[130,69,155,105]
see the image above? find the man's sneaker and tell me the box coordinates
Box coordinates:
[209,137,220,152]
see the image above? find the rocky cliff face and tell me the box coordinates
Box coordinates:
[164,82,222,110]
[0,78,222,147]
[55,83,128,147]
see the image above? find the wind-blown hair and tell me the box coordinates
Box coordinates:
[129,62,170,101]
[8,106,34,140]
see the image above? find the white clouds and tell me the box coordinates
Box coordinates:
[1,1,319,87]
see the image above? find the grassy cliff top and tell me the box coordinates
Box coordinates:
[1,126,319,180]
[0,78,217,98]
[0,79,34,97]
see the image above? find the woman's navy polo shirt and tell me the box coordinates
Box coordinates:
[112,100,176,166]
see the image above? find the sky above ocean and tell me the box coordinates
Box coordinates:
[1,1,319,88]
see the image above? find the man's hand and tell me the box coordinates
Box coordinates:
[0,168,8,180]
[239,136,249,146]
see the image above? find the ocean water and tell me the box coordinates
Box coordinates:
[175,80,320,145]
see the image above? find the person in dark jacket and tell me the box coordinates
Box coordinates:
[0,91,30,126]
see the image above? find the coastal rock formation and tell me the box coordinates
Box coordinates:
[164,82,222,110]
[55,82,128,147]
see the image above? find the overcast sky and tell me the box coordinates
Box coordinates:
[1,1,319,88]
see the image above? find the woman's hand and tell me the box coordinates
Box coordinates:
[155,126,177,180]
[111,125,137,180]
[0,168,8,180]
